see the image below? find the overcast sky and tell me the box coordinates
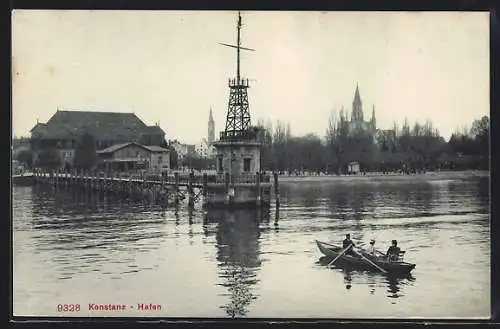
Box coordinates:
[12,10,489,143]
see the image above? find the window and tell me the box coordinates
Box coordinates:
[158,155,163,163]
[244,158,251,172]
[217,156,223,172]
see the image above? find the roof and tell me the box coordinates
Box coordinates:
[96,142,169,154]
[30,110,165,140]
[143,145,169,152]
[96,142,134,154]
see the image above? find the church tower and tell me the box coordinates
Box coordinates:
[352,84,363,122]
[371,104,376,132]
[208,107,215,146]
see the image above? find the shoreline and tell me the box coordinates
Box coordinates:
[276,170,489,182]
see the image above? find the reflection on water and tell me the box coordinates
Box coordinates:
[205,209,268,318]
[317,256,416,300]
[13,172,490,318]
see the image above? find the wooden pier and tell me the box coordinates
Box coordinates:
[28,170,277,208]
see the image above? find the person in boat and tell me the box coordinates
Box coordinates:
[366,239,377,255]
[342,234,356,255]
[386,240,401,261]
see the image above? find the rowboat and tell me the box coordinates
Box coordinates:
[316,240,416,275]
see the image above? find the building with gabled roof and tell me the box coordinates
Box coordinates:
[96,142,170,172]
[30,109,167,169]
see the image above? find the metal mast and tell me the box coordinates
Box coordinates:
[219,11,255,138]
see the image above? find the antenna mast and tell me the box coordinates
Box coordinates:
[218,11,256,138]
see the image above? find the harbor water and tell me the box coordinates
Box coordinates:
[12,171,490,319]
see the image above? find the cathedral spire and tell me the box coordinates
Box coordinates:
[352,83,363,122]
[354,83,360,103]
[209,107,214,122]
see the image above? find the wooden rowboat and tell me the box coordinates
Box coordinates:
[316,240,416,275]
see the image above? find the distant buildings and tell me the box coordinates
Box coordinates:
[171,141,196,160]
[29,109,167,170]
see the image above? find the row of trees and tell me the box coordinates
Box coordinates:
[255,113,489,174]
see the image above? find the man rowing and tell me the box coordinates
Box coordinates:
[342,234,356,256]
[386,240,401,261]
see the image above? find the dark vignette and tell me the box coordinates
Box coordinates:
[7,0,498,329]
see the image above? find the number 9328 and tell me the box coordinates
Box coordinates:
[57,304,80,312]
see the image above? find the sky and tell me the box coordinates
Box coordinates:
[12,10,489,143]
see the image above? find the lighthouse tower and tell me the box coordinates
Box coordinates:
[213,11,262,179]
[209,11,270,207]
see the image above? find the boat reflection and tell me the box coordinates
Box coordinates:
[205,208,268,318]
[343,269,352,290]
[318,256,415,300]
[386,273,416,299]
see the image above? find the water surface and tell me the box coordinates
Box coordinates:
[12,171,490,318]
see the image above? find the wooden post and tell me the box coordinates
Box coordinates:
[103,171,107,194]
[202,173,208,208]
[188,171,194,208]
[273,171,280,208]
[174,172,179,204]
[256,171,261,206]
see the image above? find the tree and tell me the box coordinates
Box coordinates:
[255,120,274,171]
[35,149,61,170]
[165,140,178,169]
[73,133,96,170]
[325,108,349,174]
[16,149,34,168]
[470,115,489,162]
[273,120,289,172]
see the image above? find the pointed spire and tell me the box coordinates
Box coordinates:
[354,83,361,103]
[352,83,363,122]
[372,105,376,119]
[209,107,214,122]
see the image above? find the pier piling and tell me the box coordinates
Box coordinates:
[202,173,208,208]
[174,172,179,205]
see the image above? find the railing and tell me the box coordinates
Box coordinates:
[35,170,272,186]
[218,129,260,141]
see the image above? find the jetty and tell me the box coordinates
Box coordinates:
[21,169,278,208]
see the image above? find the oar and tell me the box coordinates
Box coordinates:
[352,248,388,273]
[321,241,338,248]
[327,244,353,267]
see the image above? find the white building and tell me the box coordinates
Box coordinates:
[96,142,170,172]
[171,141,196,160]
[195,138,215,158]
